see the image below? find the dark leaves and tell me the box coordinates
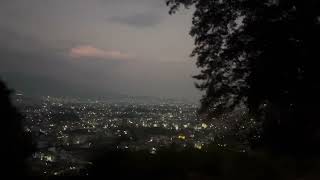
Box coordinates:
[167,0,320,151]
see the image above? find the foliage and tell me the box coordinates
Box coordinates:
[166,0,320,151]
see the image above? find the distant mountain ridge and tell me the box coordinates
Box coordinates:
[0,72,124,99]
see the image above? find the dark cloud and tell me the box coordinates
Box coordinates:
[0,28,116,96]
[0,28,40,52]
[0,27,70,56]
[0,0,199,101]
[100,0,166,7]
[108,12,164,28]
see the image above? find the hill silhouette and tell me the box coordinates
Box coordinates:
[0,79,33,176]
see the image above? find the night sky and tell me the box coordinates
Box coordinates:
[0,0,201,101]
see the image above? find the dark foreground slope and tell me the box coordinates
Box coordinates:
[87,145,320,180]
[0,79,33,176]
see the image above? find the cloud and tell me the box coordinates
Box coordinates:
[108,12,164,28]
[100,0,165,8]
[69,45,132,60]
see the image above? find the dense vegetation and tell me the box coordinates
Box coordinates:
[166,0,320,154]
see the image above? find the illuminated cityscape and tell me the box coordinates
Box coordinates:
[15,95,248,175]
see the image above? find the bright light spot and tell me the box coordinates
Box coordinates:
[194,143,203,150]
[63,125,68,131]
[178,135,186,140]
[201,123,208,129]
[150,147,157,154]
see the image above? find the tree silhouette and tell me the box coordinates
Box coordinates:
[0,79,33,175]
[167,0,320,153]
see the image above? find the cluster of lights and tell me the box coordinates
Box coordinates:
[18,96,248,176]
